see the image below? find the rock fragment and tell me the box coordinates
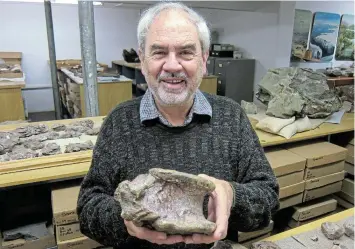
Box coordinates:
[343,219,354,239]
[310,235,318,242]
[115,168,216,235]
[40,143,61,156]
[51,124,66,132]
[85,127,101,136]
[250,241,281,249]
[0,132,19,154]
[23,140,45,150]
[15,124,49,138]
[8,146,38,160]
[321,222,345,240]
[241,100,258,114]
[70,120,94,129]
[64,141,94,153]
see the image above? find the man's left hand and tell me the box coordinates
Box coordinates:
[184,174,234,244]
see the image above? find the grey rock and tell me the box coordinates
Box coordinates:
[0,153,10,162]
[343,219,354,239]
[65,125,89,134]
[330,245,348,249]
[70,120,94,129]
[256,68,342,118]
[8,146,38,160]
[58,131,81,139]
[14,124,49,138]
[46,131,60,140]
[336,85,354,104]
[210,240,234,249]
[310,235,319,241]
[64,140,94,153]
[0,132,20,154]
[241,100,258,114]
[321,222,345,240]
[85,127,101,136]
[251,241,281,249]
[51,124,66,132]
[40,143,61,156]
[115,168,216,235]
[23,140,45,150]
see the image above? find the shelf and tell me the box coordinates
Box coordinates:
[327,77,354,88]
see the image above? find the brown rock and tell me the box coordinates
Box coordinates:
[64,140,94,153]
[344,219,354,239]
[85,127,101,136]
[40,143,61,156]
[70,119,94,129]
[321,222,345,240]
[51,124,66,132]
[250,241,281,249]
[115,168,216,235]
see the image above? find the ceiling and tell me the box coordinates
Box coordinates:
[100,1,280,13]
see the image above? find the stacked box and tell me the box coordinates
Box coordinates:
[238,221,274,243]
[284,141,347,202]
[265,148,306,209]
[52,184,112,249]
[288,197,337,228]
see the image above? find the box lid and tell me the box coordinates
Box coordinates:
[0,52,22,64]
[285,141,347,168]
[265,148,306,176]
[292,197,337,221]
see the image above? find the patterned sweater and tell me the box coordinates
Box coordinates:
[77,93,279,249]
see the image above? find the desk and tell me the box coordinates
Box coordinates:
[112,60,218,95]
[0,81,25,122]
[0,113,353,189]
[265,208,354,242]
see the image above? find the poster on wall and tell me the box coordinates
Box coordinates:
[309,12,341,62]
[290,9,313,61]
[335,14,355,61]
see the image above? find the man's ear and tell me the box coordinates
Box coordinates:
[138,48,146,76]
[202,51,209,76]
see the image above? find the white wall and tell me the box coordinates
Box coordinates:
[0,2,139,112]
[291,1,355,69]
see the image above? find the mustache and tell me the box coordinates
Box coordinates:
[157,72,188,81]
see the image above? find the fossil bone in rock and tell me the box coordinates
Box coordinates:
[115,168,217,235]
[250,241,281,249]
[321,222,345,240]
[64,141,94,153]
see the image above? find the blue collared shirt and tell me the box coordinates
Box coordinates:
[139,88,212,127]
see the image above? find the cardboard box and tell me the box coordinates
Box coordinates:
[341,178,354,197]
[346,144,354,164]
[277,170,304,188]
[1,226,56,249]
[238,220,274,242]
[265,148,306,176]
[303,181,342,202]
[291,197,337,221]
[0,51,23,78]
[52,184,80,225]
[305,171,345,190]
[304,161,344,180]
[336,191,354,204]
[288,211,337,228]
[56,222,83,242]
[344,162,354,176]
[279,181,305,199]
[57,236,102,249]
[279,193,303,210]
[285,141,347,168]
[332,194,354,209]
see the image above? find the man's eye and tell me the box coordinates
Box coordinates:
[181,50,193,55]
[153,51,165,55]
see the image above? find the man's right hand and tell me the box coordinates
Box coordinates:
[124,220,184,245]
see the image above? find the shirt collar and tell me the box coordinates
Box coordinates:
[139,88,212,126]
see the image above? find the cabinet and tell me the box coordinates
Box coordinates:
[207,58,255,103]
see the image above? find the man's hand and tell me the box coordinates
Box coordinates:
[124,220,184,245]
[184,174,234,244]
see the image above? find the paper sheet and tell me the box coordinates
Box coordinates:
[325,110,346,124]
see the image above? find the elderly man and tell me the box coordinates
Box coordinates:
[77,2,279,249]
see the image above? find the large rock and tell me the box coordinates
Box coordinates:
[256,68,342,118]
[115,168,216,235]
[321,222,344,240]
[251,241,280,249]
[14,124,49,138]
[0,132,20,154]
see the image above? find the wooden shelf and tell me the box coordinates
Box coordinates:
[327,76,354,87]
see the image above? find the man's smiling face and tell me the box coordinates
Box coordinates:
[139,9,208,106]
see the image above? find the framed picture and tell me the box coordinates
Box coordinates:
[335,14,354,61]
[290,9,313,61]
[309,12,341,62]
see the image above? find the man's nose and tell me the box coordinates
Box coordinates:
[162,52,183,73]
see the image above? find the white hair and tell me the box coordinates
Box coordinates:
[137,2,211,53]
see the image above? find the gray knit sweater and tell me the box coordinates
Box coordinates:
[77,93,279,249]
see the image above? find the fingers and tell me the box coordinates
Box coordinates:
[212,189,229,240]
[184,233,219,245]
[124,220,184,245]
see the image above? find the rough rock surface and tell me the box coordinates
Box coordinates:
[46,131,60,140]
[14,124,49,138]
[336,85,354,105]
[51,124,66,132]
[0,132,19,154]
[343,219,354,239]
[85,127,101,136]
[241,100,258,114]
[210,240,234,249]
[321,222,345,240]
[256,68,342,118]
[64,141,94,153]
[58,131,81,139]
[65,125,89,134]
[331,245,348,249]
[115,168,217,235]
[318,67,354,77]
[250,241,281,249]
[8,146,38,160]
[40,143,61,156]
[23,140,45,150]
[70,120,94,129]
[0,154,10,162]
